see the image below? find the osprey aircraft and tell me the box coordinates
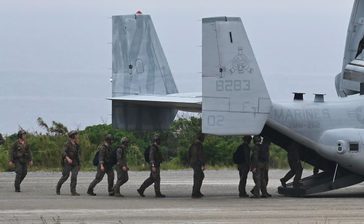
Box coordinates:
[109,1,364,196]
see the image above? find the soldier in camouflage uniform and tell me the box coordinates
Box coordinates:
[250,135,262,198]
[258,137,272,198]
[56,130,81,196]
[235,135,252,198]
[87,134,115,196]
[189,133,206,198]
[113,137,129,197]
[137,134,166,198]
[8,130,33,192]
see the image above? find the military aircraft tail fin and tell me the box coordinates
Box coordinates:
[111,14,178,130]
[336,0,364,97]
[202,17,271,135]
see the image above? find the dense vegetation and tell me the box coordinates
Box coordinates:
[0,117,290,172]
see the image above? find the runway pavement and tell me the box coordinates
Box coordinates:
[1,169,364,224]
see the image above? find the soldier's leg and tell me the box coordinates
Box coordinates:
[88,166,105,193]
[70,166,79,194]
[192,166,200,195]
[107,169,115,194]
[153,167,161,194]
[281,159,296,183]
[238,165,249,196]
[139,169,155,192]
[293,161,303,184]
[260,165,268,196]
[252,169,261,197]
[114,166,122,195]
[14,162,23,192]
[119,170,129,187]
[56,164,71,193]
[197,168,205,194]
[20,164,27,184]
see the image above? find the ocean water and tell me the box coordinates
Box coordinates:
[0,70,338,135]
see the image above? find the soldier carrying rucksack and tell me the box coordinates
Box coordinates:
[137,134,166,198]
[233,135,252,198]
[87,134,115,196]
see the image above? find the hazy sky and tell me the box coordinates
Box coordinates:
[0,0,356,134]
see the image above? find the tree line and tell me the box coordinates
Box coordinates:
[0,117,289,171]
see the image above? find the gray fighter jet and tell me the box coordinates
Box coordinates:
[109,2,364,196]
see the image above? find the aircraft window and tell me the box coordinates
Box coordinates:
[349,143,359,152]
[229,32,233,43]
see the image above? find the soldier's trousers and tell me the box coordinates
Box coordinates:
[259,162,269,195]
[14,162,27,191]
[281,160,303,184]
[56,164,79,193]
[192,165,204,195]
[139,166,161,194]
[114,166,129,194]
[238,164,250,195]
[252,166,261,196]
[88,165,114,193]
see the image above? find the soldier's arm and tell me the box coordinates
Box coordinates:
[116,147,123,165]
[98,145,105,164]
[149,145,156,167]
[9,142,16,162]
[121,147,127,167]
[243,146,250,165]
[198,143,205,166]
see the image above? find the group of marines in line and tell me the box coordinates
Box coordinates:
[0,130,303,198]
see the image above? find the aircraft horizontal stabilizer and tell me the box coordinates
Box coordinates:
[202,17,271,135]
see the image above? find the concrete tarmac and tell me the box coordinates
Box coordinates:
[1,169,364,224]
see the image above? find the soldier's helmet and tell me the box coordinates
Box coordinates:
[17,130,26,138]
[121,137,129,144]
[253,135,262,144]
[68,130,78,139]
[105,134,114,142]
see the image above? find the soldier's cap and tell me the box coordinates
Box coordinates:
[121,137,129,143]
[105,134,114,141]
[68,130,79,138]
[17,130,26,138]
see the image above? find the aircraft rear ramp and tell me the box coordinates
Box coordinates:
[278,168,364,197]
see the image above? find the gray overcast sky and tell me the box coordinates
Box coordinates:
[0,0,356,133]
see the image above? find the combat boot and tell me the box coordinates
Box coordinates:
[114,192,124,197]
[137,188,145,197]
[155,192,166,198]
[87,189,96,196]
[71,192,80,196]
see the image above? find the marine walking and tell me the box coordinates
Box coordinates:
[8,130,33,192]
[137,134,166,198]
[56,130,81,196]
[87,134,115,196]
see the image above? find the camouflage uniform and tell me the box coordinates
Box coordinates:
[88,142,115,195]
[138,143,164,197]
[258,140,271,197]
[189,139,205,197]
[56,140,81,195]
[113,144,128,196]
[10,139,32,192]
[250,143,262,197]
[236,142,251,197]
